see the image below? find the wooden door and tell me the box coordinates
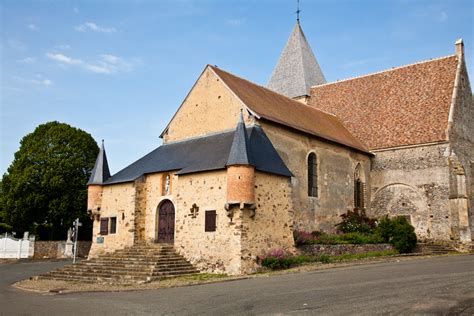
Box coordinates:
[157,200,175,243]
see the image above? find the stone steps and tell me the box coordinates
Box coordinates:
[101,255,184,260]
[81,261,192,269]
[58,263,195,274]
[418,243,456,255]
[33,244,199,284]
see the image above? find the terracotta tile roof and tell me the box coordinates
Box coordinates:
[309,55,458,150]
[210,65,370,154]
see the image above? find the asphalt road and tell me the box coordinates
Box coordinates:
[1,255,473,315]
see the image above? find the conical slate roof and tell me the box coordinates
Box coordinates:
[87,140,111,185]
[268,22,326,98]
[226,112,251,166]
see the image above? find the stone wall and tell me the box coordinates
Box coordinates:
[298,243,394,257]
[260,120,371,233]
[33,241,91,259]
[88,182,136,258]
[163,67,253,143]
[370,143,451,241]
[448,50,473,242]
[240,172,295,273]
[143,172,178,243]
[173,170,242,274]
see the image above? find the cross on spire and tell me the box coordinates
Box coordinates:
[296,0,301,23]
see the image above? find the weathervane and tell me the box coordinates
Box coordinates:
[296,0,301,23]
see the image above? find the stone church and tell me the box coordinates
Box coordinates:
[86,22,473,275]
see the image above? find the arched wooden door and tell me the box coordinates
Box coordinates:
[157,200,175,243]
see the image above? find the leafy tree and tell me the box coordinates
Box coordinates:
[0,121,99,240]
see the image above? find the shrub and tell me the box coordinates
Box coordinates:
[259,249,314,269]
[294,230,384,245]
[336,208,377,234]
[293,230,314,246]
[312,232,343,245]
[318,254,331,264]
[339,232,384,244]
[390,217,417,253]
[375,215,393,242]
[375,216,417,253]
[259,250,399,270]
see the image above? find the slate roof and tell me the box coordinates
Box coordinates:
[88,140,111,185]
[309,55,459,150]
[226,112,251,166]
[105,125,292,185]
[267,22,326,98]
[210,66,370,154]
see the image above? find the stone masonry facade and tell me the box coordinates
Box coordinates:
[87,27,472,276]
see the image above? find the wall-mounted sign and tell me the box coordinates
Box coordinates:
[96,236,104,244]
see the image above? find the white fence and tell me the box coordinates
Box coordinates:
[1,233,35,259]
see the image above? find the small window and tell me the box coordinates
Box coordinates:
[162,173,171,196]
[354,164,365,209]
[100,217,109,235]
[308,153,318,197]
[205,210,216,232]
[354,179,364,209]
[110,217,117,234]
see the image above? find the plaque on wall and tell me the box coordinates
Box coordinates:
[97,236,104,244]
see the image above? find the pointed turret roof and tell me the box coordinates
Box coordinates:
[87,140,111,185]
[226,112,251,166]
[268,22,326,98]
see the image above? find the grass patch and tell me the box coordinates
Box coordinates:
[294,231,384,246]
[175,273,227,282]
[329,250,398,262]
[260,250,399,270]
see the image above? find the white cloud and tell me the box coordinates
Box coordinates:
[226,18,246,26]
[17,57,37,64]
[75,22,116,33]
[27,24,39,31]
[37,79,53,86]
[46,53,83,65]
[100,54,121,64]
[85,64,111,74]
[46,52,134,74]
[55,44,71,50]
[13,76,53,87]
[86,54,133,74]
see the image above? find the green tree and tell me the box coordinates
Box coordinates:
[0,121,99,240]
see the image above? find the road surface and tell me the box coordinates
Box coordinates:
[1,255,473,315]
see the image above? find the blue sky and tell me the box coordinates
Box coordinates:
[1,0,473,175]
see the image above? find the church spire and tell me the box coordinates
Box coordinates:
[267,21,326,99]
[87,140,111,185]
[226,111,251,166]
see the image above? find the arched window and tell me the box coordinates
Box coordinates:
[354,164,365,209]
[308,153,318,197]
